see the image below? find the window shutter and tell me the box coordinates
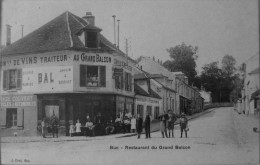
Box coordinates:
[80,65,86,87]
[17,108,24,128]
[3,70,8,90]
[100,66,106,87]
[17,69,22,90]
[125,72,127,90]
[121,72,124,89]
[0,108,6,128]
[129,74,132,91]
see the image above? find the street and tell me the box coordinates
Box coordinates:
[2,107,259,165]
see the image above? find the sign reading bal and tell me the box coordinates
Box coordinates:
[38,73,54,84]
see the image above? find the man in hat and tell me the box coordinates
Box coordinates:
[179,113,188,138]
[136,114,143,139]
[51,113,59,138]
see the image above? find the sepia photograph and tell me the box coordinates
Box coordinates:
[0,0,259,164]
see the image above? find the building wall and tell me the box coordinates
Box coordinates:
[0,50,135,136]
[243,54,259,114]
[1,50,135,97]
[135,95,161,120]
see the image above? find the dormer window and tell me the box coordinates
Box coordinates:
[85,31,99,48]
[81,12,102,49]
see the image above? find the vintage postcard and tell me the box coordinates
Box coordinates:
[0,0,259,164]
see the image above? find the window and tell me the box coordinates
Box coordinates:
[125,72,132,91]
[147,106,152,115]
[137,105,144,117]
[172,99,175,111]
[3,69,22,90]
[154,107,159,119]
[6,108,17,128]
[85,32,98,48]
[114,68,123,89]
[80,65,106,87]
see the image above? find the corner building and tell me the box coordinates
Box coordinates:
[0,11,135,136]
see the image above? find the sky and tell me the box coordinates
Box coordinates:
[1,0,259,73]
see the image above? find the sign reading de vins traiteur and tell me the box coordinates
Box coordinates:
[0,53,112,67]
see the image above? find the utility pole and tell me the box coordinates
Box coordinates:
[112,15,116,47]
[125,38,128,65]
[117,20,120,49]
[21,25,24,38]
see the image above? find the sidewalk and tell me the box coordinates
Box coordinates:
[231,108,259,148]
[1,108,215,143]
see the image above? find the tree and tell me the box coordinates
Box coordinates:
[200,55,241,103]
[163,42,198,86]
[200,61,223,102]
[221,54,236,77]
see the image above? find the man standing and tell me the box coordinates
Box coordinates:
[136,114,143,139]
[144,114,151,138]
[180,113,188,138]
[51,113,59,138]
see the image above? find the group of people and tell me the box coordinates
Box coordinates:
[69,113,105,137]
[135,110,189,139]
[159,110,188,138]
[41,110,189,139]
[41,113,59,138]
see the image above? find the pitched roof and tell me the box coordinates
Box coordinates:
[248,67,260,75]
[1,11,118,56]
[134,83,149,96]
[134,83,162,99]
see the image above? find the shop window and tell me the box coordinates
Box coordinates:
[3,69,22,91]
[114,68,123,89]
[137,105,144,117]
[154,107,159,119]
[80,65,106,87]
[85,31,98,48]
[117,102,124,117]
[147,106,152,115]
[6,108,17,128]
[45,105,59,120]
[125,72,132,91]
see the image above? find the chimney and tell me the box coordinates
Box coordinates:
[6,24,12,46]
[82,12,95,25]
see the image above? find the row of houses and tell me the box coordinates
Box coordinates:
[237,54,260,115]
[0,11,205,136]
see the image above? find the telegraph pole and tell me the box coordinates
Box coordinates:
[112,15,116,47]
[21,25,24,38]
[117,20,120,49]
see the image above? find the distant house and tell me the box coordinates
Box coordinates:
[241,54,259,115]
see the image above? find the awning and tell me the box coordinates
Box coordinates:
[251,89,260,100]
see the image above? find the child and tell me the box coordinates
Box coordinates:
[179,113,188,138]
[75,119,82,136]
[130,115,136,133]
[69,121,75,137]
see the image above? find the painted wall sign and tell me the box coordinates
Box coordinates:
[0,95,36,107]
[22,66,73,92]
[73,53,112,63]
[114,59,132,71]
[1,55,68,67]
[0,66,74,93]
[1,53,112,67]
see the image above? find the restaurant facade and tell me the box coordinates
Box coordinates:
[0,11,135,136]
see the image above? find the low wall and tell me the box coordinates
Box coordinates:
[204,102,233,110]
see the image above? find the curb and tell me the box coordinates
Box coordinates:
[2,108,216,143]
